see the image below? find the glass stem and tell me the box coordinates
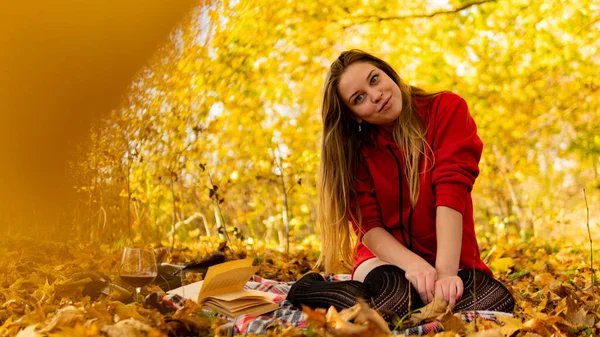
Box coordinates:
[135,287,141,303]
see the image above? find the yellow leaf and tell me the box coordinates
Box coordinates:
[466,329,502,337]
[15,325,40,337]
[490,257,515,273]
[38,306,85,333]
[410,297,448,326]
[496,315,523,336]
[438,310,466,335]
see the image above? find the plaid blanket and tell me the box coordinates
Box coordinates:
[163,274,514,335]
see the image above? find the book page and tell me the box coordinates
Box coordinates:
[206,298,266,311]
[198,258,258,302]
[166,280,204,300]
[209,289,277,302]
[204,300,280,318]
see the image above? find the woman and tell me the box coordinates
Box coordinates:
[287,50,514,320]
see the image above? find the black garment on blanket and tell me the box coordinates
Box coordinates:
[287,265,514,321]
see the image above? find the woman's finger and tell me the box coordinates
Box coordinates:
[448,282,457,309]
[435,281,445,300]
[456,278,464,301]
[417,276,429,304]
[426,274,435,303]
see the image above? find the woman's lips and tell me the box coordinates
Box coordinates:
[380,96,391,112]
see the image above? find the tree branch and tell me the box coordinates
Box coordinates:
[340,0,497,28]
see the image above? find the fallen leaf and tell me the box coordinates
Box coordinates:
[39,306,85,333]
[349,299,390,336]
[409,297,448,326]
[466,329,502,337]
[496,315,523,336]
[112,302,144,321]
[325,306,366,337]
[437,310,466,335]
[101,318,153,337]
[564,295,595,328]
[321,299,390,337]
[302,305,326,329]
[565,308,594,328]
[490,258,514,273]
[15,325,40,337]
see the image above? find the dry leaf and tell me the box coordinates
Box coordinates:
[433,332,460,337]
[101,318,153,337]
[490,257,515,273]
[496,315,523,336]
[112,302,144,321]
[322,299,390,337]
[15,325,39,337]
[39,306,85,333]
[565,308,594,329]
[349,299,390,336]
[302,305,327,329]
[466,329,503,337]
[564,294,595,328]
[409,297,448,326]
[325,306,366,336]
[437,310,466,335]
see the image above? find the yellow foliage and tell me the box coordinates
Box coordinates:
[490,257,516,273]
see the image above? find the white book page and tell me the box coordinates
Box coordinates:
[166,280,204,301]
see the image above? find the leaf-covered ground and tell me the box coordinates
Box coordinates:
[0,235,598,336]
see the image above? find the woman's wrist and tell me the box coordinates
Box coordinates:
[435,266,458,278]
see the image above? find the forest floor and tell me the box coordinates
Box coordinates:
[0,234,598,336]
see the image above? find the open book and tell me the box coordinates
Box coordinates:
[166,258,279,318]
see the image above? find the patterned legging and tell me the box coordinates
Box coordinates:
[287,265,515,321]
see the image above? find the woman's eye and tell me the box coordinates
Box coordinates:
[355,94,365,104]
[370,74,378,84]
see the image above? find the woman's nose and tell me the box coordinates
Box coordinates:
[370,90,383,103]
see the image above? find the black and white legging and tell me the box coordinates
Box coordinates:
[287,265,514,321]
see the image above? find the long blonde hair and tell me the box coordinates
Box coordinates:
[316,50,437,273]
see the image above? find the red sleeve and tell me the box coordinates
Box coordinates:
[348,158,384,240]
[431,93,483,215]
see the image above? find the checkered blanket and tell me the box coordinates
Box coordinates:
[162,274,513,335]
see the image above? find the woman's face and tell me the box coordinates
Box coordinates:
[337,62,403,127]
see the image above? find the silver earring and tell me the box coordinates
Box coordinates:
[358,123,362,132]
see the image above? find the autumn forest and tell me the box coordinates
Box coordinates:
[1,0,599,336]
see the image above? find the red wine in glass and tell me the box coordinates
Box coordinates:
[119,247,157,302]
[119,274,156,288]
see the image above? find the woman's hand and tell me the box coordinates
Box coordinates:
[405,261,437,304]
[434,274,463,309]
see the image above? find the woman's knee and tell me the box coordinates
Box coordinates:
[352,257,393,282]
[457,269,515,313]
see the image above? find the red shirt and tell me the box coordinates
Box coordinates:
[350,92,492,276]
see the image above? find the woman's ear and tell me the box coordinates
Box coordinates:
[354,117,363,124]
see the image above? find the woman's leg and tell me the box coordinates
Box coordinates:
[362,264,423,321]
[286,257,389,311]
[352,257,393,282]
[287,258,421,321]
[454,269,515,313]
[286,273,369,311]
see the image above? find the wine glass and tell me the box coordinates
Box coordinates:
[119,247,157,303]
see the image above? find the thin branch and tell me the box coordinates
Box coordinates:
[340,0,497,28]
[583,189,595,309]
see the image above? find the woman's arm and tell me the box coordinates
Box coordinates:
[434,206,465,307]
[364,227,429,270]
[429,93,480,307]
[363,227,437,304]
[435,206,462,277]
